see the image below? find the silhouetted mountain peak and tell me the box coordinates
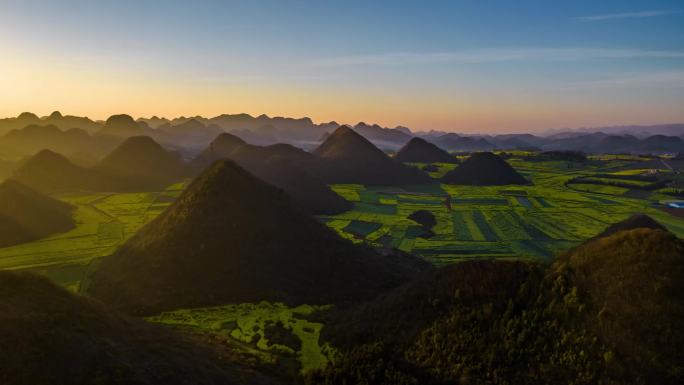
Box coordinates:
[175,118,205,130]
[442,151,527,185]
[17,112,39,121]
[592,214,667,241]
[313,125,431,185]
[395,137,457,163]
[26,149,72,166]
[105,114,136,127]
[314,125,383,160]
[99,114,143,136]
[48,111,63,119]
[88,160,427,314]
[96,136,184,188]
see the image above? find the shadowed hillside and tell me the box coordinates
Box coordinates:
[247,156,352,215]
[87,160,428,315]
[441,151,528,185]
[308,227,684,385]
[0,271,282,385]
[394,137,457,164]
[0,180,75,247]
[0,159,16,181]
[591,213,666,240]
[95,136,187,190]
[313,126,431,185]
[192,135,351,214]
[0,124,95,160]
[192,132,247,168]
[96,114,148,138]
[11,150,109,192]
[0,111,101,136]
[427,133,496,152]
[155,118,224,152]
[12,137,187,193]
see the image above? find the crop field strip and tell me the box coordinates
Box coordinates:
[320,158,684,265]
[0,182,187,288]
[2,158,684,274]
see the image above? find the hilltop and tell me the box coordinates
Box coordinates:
[441,151,528,185]
[0,111,100,136]
[87,160,428,315]
[310,226,684,385]
[313,126,431,185]
[190,132,249,170]
[394,137,457,163]
[352,122,413,150]
[0,124,96,160]
[13,137,187,193]
[96,114,148,138]
[155,118,224,152]
[0,270,282,385]
[95,136,187,190]
[0,180,74,247]
[591,213,666,240]
[192,135,351,214]
[11,150,106,192]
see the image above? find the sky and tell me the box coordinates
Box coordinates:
[0,0,683,133]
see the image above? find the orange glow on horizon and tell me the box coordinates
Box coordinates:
[2,46,682,134]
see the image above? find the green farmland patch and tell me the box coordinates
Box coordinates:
[454,198,509,206]
[343,220,383,238]
[147,302,332,373]
[354,202,397,215]
[322,158,684,264]
[0,188,179,288]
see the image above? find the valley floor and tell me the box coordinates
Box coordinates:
[320,157,684,265]
[1,154,684,376]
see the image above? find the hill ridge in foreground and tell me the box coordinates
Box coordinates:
[87,160,428,315]
[311,227,684,385]
[313,125,432,185]
[394,137,458,164]
[0,270,282,385]
[441,151,528,185]
[0,179,75,247]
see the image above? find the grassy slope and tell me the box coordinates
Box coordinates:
[0,182,186,289]
[0,270,283,385]
[307,228,684,385]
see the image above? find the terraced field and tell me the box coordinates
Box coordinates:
[0,182,187,289]
[320,158,684,265]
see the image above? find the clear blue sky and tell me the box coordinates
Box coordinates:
[1,0,683,132]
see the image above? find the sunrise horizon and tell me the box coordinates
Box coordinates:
[2,0,683,134]
[3,2,684,384]
[3,108,684,135]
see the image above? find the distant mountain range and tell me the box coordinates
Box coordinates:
[12,136,188,193]
[2,112,684,162]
